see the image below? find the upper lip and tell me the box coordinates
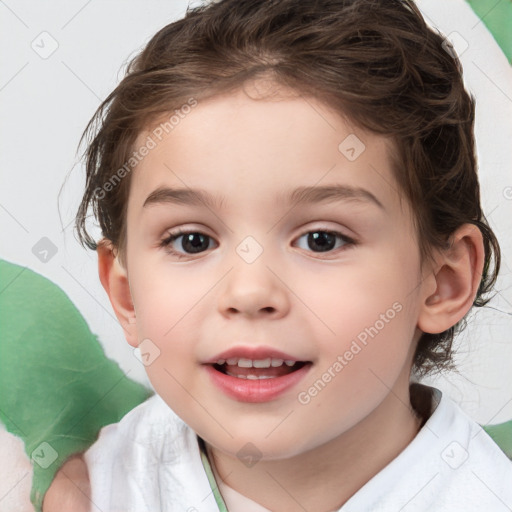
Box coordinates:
[203,346,309,364]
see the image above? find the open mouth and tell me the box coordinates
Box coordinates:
[211,358,310,380]
[205,354,313,402]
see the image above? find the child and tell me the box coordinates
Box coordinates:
[70,0,512,510]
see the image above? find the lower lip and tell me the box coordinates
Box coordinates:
[204,363,312,403]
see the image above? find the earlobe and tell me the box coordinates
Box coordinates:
[418,224,484,335]
[97,239,138,347]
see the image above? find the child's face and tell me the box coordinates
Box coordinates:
[122,84,430,459]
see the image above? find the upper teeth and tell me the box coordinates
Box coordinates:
[217,358,296,368]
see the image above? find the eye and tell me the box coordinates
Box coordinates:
[160,229,216,259]
[160,228,356,260]
[294,229,355,255]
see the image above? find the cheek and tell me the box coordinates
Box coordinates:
[294,250,420,404]
[130,258,206,338]
[138,324,201,421]
[294,301,417,448]
[128,266,200,385]
[299,249,419,348]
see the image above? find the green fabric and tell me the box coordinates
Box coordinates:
[198,436,228,511]
[482,420,512,459]
[467,0,512,63]
[0,258,153,512]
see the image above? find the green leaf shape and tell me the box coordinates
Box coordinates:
[0,258,153,511]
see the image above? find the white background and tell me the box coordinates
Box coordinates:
[1,0,511,424]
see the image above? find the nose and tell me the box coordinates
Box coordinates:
[217,257,290,320]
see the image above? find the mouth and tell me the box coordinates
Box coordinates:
[211,358,311,380]
[203,346,313,402]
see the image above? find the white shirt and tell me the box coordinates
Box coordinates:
[84,385,512,511]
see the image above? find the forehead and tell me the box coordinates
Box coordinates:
[128,86,405,219]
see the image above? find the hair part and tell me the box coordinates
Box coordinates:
[74,0,500,377]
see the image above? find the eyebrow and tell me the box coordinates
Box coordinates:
[142,184,384,211]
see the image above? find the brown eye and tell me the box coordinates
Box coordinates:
[160,230,216,257]
[295,230,354,254]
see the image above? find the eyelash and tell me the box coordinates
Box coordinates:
[159,228,357,260]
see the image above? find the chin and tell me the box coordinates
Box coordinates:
[205,428,317,462]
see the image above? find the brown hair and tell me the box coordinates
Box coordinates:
[74,0,500,377]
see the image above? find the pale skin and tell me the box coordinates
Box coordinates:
[43,82,484,511]
[42,456,91,512]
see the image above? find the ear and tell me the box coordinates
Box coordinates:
[418,224,485,334]
[97,239,138,347]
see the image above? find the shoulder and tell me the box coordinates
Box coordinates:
[82,395,211,511]
[83,392,202,482]
[82,395,182,510]
[460,410,512,494]
[422,387,512,508]
[85,394,185,459]
[350,385,512,511]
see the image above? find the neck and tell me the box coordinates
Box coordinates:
[206,382,427,511]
